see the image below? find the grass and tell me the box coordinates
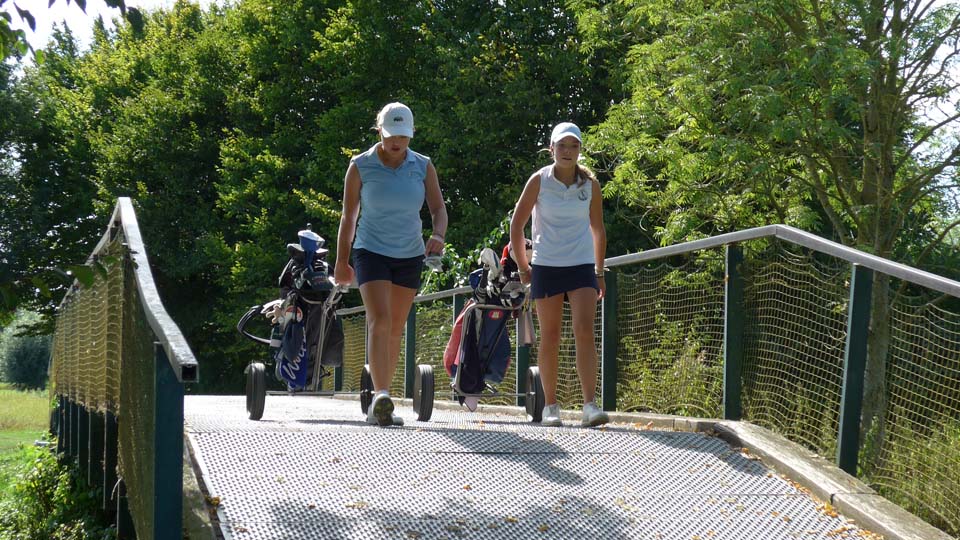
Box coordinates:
[0,384,51,497]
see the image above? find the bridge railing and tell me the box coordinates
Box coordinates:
[335,224,960,538]
[50,197,198,540]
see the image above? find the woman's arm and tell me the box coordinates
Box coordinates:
[589,178,607,299]
[510,173,540,284]
[334,162,361,285]
[424,161,447,256]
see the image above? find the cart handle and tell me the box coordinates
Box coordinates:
[237,304,272,345]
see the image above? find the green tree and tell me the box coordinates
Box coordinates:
[0,310,50,390]
[583,0,960,449]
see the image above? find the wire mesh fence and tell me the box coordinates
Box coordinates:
[335,231,960,538]
[50,198,197,540]
[741,244,851,457]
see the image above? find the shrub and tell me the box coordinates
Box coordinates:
[0,444,116,539]
[0,311,50,391]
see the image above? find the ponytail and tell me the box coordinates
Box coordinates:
[575,164,596,187]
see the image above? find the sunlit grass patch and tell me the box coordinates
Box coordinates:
[0,386,50,432]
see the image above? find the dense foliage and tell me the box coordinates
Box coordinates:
[0,444,115,540]
[1,0,957,394]
[0,311,50,390]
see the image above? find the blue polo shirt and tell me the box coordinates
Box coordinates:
[352,144,430,258]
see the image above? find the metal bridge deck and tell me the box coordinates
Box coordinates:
[185,395,871,540]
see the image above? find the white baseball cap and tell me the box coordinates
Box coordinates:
[550,122,582,144]
[377,102,414,138]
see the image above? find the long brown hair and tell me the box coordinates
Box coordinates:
[574,163,596,187]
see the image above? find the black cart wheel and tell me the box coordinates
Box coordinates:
[525,366,545,422]
[413,364,435,422]
[360,365,374,415]
[245,362,266,421]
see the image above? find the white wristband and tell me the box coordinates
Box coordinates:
[430,234,445,243]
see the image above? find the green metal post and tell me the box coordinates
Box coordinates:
[56,395,67,455]
[601,270,619,411]
[837,264,873,475]
[516,316,531,407]
[405,306,416,398]
[154,343,184,540]
[115,480,134,540]
[88,411,105,490]
[334,365,343,392]
[723,245,745,420]
[69,400,78,459]
[77,406,89,480]
[454,294,465,322]
[103,411,118,515]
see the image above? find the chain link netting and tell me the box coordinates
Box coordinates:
[50,236,161,540]
[867,290,960,536]
[740,244,851,457]
[334,239,960,538]
[340,313,366,392]
[614,254,726,417]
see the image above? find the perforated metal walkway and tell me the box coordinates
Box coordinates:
[185,395,873,540]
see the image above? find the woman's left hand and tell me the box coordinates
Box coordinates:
[597,276,606,300]
[425,236,445,256]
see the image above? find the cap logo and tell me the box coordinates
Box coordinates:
[393,116,404,122]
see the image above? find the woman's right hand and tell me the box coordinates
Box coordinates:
[334,261,355,286]
[518,266,531,286]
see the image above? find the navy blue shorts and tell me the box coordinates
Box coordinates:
[530,264,599,299]
[353,248,424,289]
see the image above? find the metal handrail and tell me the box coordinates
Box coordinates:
[606,224,960,299]
[336,224,960,318]
[70,197,199,382]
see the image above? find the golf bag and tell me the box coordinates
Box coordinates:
[272,228,344,391]
[443,241,530,397]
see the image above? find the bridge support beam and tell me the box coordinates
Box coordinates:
[103,411,119,516]
[837,264,873,475]
[154,343,185,540]
[116,479,135,540]
[87,411,105,491]
[516,315,531,408]
[723,245,745,420]
[404,306,416,399]
[77,405,89,480]
[601,269,619,411]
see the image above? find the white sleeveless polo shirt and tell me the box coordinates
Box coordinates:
[530,165,595,267]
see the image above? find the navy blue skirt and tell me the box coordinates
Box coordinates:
[530,264,599,299]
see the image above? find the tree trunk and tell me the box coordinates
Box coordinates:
[860,272,890,475]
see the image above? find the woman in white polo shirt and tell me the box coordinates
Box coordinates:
[334,102,447,426]
[509,122,609,428]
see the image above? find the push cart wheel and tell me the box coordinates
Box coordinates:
[245,362,266,421]
[525,366,545,422]
[413,364,435,422]
[360,365,374,415]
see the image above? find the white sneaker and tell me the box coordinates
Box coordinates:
[581,401,609,427]
[541,403,563,427]
[366,394,404,426]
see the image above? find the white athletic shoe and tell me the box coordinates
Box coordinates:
[541,403,563,427]
[366,394,403,426]
[581,401,610,427]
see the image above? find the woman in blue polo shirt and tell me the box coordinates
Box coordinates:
[334,102,448,426]
[509,122,609,428]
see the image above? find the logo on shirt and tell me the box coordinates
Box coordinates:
[578,189,588,201]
